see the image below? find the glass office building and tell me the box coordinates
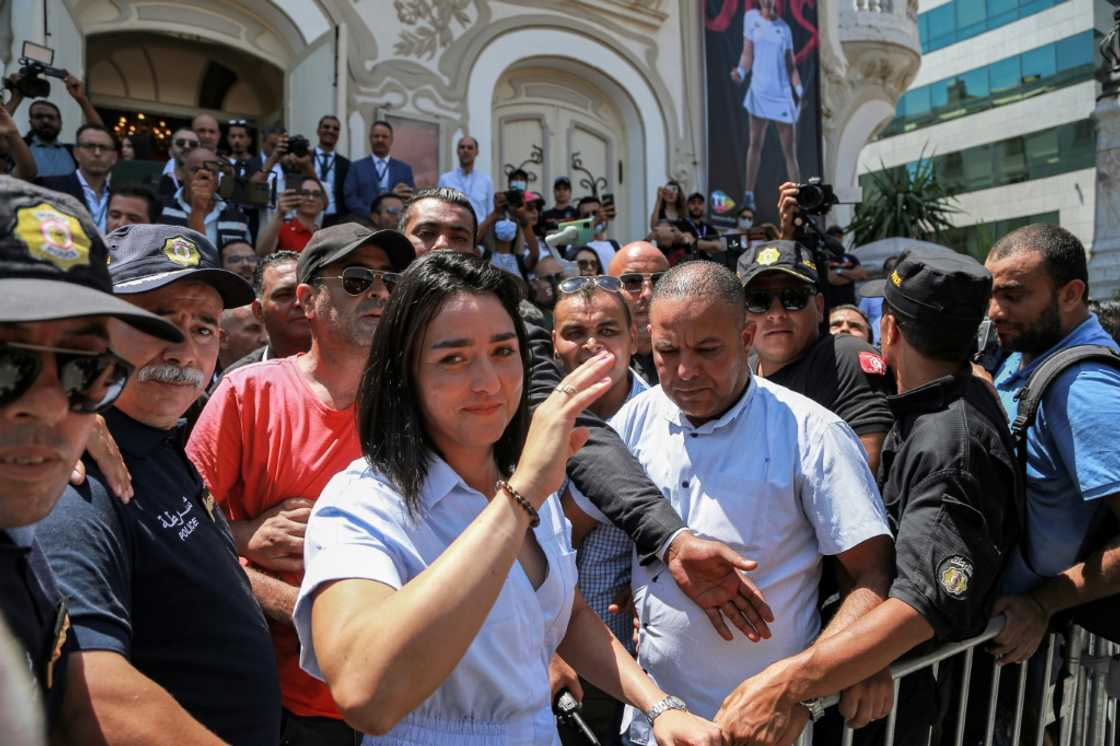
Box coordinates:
[857,0,1108,257]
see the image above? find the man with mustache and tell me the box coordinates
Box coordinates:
[34,225,283,745]
[187,223,415,745]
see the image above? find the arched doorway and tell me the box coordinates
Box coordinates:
[467,29,669,243]
[85,32,284,159]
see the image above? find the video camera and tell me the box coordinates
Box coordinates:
[3,42,68,100]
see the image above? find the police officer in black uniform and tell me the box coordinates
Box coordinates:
[34,224,282,745]
[0,177,180,735]
[714,250,1022,745]
[737,240,894,471]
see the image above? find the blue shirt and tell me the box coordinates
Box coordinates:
[859,296,884,346]
[295,456,577,746]
[28,136,75,178]
[994,314,1120,593]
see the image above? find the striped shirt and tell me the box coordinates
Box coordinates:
[569,371,649,650]
[160,188,252,250]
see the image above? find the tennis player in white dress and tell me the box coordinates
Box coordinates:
[730,0,804,212]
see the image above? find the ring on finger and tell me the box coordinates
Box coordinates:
[555,383,577,396]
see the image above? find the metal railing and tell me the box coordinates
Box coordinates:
[795,618,1119,746]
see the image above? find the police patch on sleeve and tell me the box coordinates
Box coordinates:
[938,555,973,598]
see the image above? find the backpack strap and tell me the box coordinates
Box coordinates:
[1010,344,1120,580]
[1010,345,1120,446]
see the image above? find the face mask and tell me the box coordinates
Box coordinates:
[738,218,754,230]
[510,181,527,192]
[495,219,518,242]
[594,222,607,235]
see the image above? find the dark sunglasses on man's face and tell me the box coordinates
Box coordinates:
[174,138,199,150]
[618,272,665,293]
[745,285,817,314]
[558,275,622,294]
[0,343,134,414]
[318,266,401,296]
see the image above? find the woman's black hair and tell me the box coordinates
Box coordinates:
[357,251,531,515]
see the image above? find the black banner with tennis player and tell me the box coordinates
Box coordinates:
[704,0,824,229]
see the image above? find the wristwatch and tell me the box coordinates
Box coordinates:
[800,697,826,722]
[644,695,688,724]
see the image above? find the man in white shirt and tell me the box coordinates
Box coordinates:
[437,135,492,225]
[609,261,893,744]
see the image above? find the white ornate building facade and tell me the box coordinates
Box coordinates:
[4,0,921,240]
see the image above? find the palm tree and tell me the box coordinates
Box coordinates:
[847,152,959,246]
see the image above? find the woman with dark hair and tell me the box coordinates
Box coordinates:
[650,180,687,231]
[293,252,722,745]
[573,246,604,277]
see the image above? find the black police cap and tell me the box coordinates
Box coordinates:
[736,240,819,287]
[861,250,991,329]
[0,176,181,341]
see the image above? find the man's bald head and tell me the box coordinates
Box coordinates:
[608,241,669,277]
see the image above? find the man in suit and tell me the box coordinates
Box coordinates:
[38,124,118,233]
[314,115,350,227]
[342,119,413,218]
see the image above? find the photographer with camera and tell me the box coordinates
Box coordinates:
[5,67,105,178]
[160,147,252,252]
[255,176,326,255]
[478,171,542,272]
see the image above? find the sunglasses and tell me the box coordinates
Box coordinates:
[228,119,250,127]
[318,266,401,296]
[558,275,622,294]
[0,342,133,414]
[745,285,818,314]
[618,272,665,293]
[174,138,199,149]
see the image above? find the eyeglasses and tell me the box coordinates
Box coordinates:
[381,207,402,216]
[745,285,818,314]
[0,342,133,414]
[576,259,601,270]
[76,142,113,154]
[558,275,622,294]
[173,138,199,150]
[618,272,665,293]
[228,119,249,127]
[224,255,257,266]
[317,266,400,296]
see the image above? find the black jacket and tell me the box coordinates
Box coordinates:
[37,172,84,204]
[525,320,684,562]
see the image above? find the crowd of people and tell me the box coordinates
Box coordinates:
[1,82,1119,746]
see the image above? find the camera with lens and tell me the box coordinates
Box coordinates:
[287,135,310,158]
[794,177,838,216]
[504,189,525,209]
[3,42,68,100]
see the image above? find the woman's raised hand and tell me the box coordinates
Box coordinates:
[507,351,615,506]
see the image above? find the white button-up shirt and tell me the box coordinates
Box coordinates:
[313,147,339,216]
[371,155,390,192]
[295,456,577,745]
[76,169,111,232]
[610,377,890,744]
[438,167,494,225]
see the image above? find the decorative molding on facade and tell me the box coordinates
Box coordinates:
[392,0,476,60]
[567,0,669,30]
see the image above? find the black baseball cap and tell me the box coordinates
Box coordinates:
[554,176,571,188]
[107,224,255,309]
[861,251,991,329]
[297,223,416,285]
[687,192,705,202]
[0,177,182,341]
[736,240,819,287]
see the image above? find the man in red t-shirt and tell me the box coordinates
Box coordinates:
[187,223,414,744]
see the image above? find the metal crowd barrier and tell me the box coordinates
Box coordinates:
[795,617,1119,746]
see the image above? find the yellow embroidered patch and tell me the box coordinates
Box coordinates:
[15,203,91,271]
[163,236,201,267]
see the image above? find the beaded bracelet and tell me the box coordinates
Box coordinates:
[495,479,540,527]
